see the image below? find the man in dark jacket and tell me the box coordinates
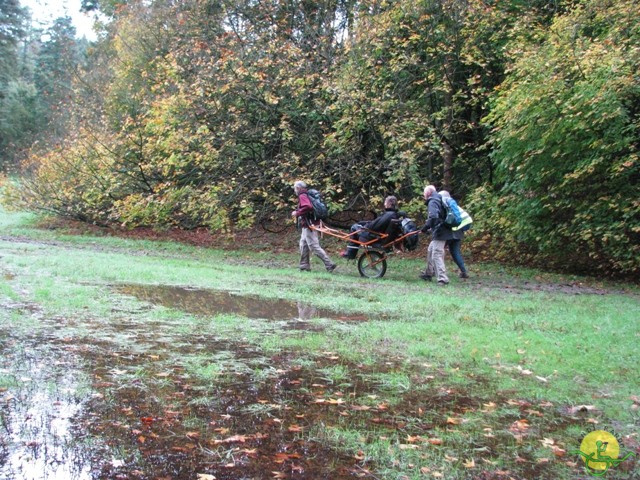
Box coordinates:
[341,196,402,259]
[420,185,454,285]
[291,180,337,272]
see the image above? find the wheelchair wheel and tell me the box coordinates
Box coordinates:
[357,250,387,278]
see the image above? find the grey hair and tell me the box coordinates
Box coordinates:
[423,185,436,197]
[294,180,307,190]
[439,190,451,199]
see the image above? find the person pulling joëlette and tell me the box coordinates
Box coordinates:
[420,185,454,285]
[291,180,337,273]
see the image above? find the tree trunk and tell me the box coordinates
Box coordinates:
[442,140,453,191]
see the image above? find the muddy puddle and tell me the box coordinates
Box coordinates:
[0,283,593,479]
[114,284,368,324]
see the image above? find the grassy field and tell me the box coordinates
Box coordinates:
[0,209,638,479]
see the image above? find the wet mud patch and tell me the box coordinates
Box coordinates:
[0,324,608,480]
[61,334,593,480]
[69,342,391,479]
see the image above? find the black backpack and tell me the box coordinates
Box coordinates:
[401,218,419,251]
[306,189,329,220]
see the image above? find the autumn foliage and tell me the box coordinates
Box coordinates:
[5,0,639,277]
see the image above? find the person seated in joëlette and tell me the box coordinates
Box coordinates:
[341,196,403,259]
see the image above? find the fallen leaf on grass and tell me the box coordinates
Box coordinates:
[198,473,216,480]
[314,398,344,405]
[273,452,300,463]
[398,444,419,450]
[540,438,555,447]
[464,459,475,468]
[271,472,287,479]
[526,409,543,417]
[212,435,246,445]
[428,438,443,445]
[568,405,597,415]
[509,419,529,433]
[481,402,497,412]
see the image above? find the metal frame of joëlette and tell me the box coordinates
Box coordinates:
[310,221,419,254]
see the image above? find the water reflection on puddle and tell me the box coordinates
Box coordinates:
[114,284,367,323]
[0,345,92,480]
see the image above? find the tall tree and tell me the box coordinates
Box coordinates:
[0,0,28,165]
[34,16,81,141]
[0,0,25,83]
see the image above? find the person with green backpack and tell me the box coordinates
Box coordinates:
[291,180,337,273]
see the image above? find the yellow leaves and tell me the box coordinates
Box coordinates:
[463,458,476,469]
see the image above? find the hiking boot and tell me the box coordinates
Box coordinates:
[299,267,311,272]
[437,280,449,286]
[459,271,469,279]
[327,264,337,273]
[419,272,432,281]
